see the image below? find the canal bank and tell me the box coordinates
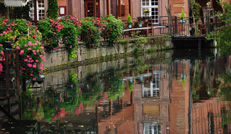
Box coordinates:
[43,36,172,72]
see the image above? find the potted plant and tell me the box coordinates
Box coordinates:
[206,2,211,8]
[180,10,186,23]
[143,9,150,17]
[127,14,133,28]
[138,21,143,27]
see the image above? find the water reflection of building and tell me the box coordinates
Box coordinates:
[191,99,231,134]
[133,64,170,134]
[170,57,231,134]
[3,55,231,134]
[170,60,190,134]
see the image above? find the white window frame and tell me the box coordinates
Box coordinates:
[29,0,45,21]
[143,122,161,134]
[141,0,159,24]
[142,73,160,98]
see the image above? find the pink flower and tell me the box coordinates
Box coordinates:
[28,48,31,50]
[33,64,36,68]
[27,63,32,67]
[0,63,3,72]
[32,78,36,81]
[19,50,24,55]
[16,46,20,50]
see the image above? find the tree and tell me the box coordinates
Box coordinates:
[47,0,58,19]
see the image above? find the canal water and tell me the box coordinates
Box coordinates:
[1,48,231,134]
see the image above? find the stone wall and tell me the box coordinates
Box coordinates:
[43,40,172,70]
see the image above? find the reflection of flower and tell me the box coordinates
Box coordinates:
[144,10,150,13]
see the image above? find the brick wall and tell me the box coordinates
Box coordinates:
[170,0,189,17]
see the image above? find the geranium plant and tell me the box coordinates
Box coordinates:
[101,15,123,46]
[14,37,45,80]
[0,18,33,45]
[0,44,5,74]
[80,17,106,48]
[0,17,10,34]
[37,19,64,51]
[60,15,81,59]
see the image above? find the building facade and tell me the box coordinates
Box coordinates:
[28,0,169,24]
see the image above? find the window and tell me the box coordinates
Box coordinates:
[142,73,159,98]
[144,122,161,134]
[29,0,45,21]
[152,73,159,96]
[141,0,159,24]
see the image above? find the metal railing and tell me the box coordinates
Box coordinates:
[122,16,225,37]
[159,16,225,36]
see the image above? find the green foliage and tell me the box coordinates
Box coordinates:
[80,17,106,47]
[131,31,141,38]
[207,2,231,54]
[60,16,81,59]
[0,18,33,44]
[0,17,9,34]
[154,35,171,46]
[101,15,124,46]
[12,19,31,34]
[29,26,42,42]
[14,37,45,80]
[214,73,231,126]
[47,0,58,19]
[129,82,133,92]
[180,9,185,19]
[127,14,132,25]
[37,19,63,51]
[134,37,148,52]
